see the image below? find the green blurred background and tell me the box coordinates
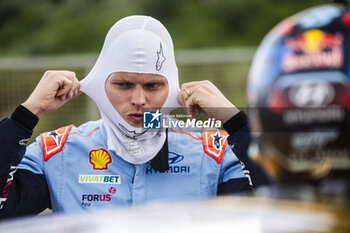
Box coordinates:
[0,0,324,140]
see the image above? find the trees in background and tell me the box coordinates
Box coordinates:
[0,0,318,55]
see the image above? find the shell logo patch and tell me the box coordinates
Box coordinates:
[202,129,228,164]
[89,149,112,170]
[41,125,73,161]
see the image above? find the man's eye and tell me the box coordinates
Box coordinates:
[114,82,132,88]
[145,83,161,89]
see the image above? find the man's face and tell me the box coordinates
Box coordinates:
[105,72,169,128]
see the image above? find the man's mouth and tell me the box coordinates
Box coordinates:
[128,113,143,122]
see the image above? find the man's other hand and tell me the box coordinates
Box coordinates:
[22,70,81,117]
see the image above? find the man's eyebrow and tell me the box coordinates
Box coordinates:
[144,78,167,82]
[144,80,165,83]
[110,76,166,83]
[111,78,132,82]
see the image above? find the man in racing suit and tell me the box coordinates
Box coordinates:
[0,16,269,218]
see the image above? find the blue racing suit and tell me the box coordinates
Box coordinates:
[0,105,269,219]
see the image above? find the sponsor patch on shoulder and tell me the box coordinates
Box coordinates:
[202,129,228,164]
[41,125,73,161]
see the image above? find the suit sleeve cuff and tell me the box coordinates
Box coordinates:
[10,105,39,131]
[223,111,248,135]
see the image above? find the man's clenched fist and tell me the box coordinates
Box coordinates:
[22,70,80,117]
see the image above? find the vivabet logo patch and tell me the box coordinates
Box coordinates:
[79,175,121,184]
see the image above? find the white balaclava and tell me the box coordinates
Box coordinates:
[80,15,180,164]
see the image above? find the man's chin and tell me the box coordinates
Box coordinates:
[125,120,143,128]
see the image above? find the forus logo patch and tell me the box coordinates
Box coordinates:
[81,187,116,207]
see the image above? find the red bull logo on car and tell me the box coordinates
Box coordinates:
[282,29,343,72]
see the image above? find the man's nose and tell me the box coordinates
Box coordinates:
[131,86,146,106]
